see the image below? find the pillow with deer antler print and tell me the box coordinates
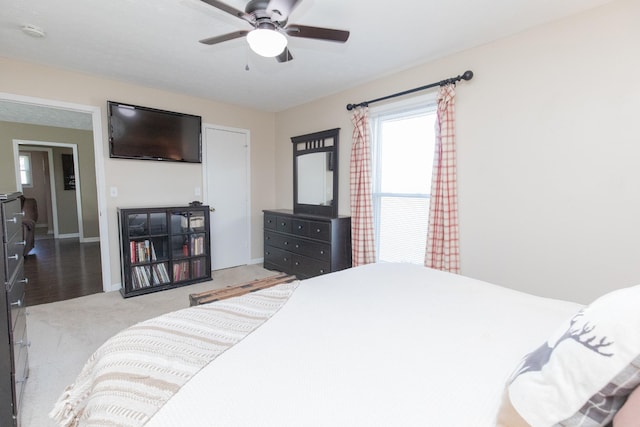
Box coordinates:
[497,284,640,427]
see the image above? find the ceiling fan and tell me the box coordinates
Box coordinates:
[198,0,350,62]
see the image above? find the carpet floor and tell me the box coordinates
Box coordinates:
[21,264,275,427]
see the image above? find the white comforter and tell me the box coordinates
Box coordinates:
[145,263,582,427]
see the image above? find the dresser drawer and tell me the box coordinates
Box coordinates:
[265,232,331,262]
[275,216,292,234]
[291,254,330,279]
[264,245,292,272]
[2,198,23,243]
[264,213,277,230]
[12,308,28,369]
[13,336,28,412]
[8,270,26,332]
[5,235,25,281]
[291,219,332,242]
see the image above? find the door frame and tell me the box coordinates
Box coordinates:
[201,123,252,269]
[0,92,111,292]
[13,140,85,240]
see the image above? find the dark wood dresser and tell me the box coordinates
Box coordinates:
[263,209,351,279]
[1,192,29,427]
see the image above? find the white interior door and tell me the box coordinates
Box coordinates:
[204,126,250,270]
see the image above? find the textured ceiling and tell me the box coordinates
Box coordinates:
[0,0,616,118]
[0,101,92,130]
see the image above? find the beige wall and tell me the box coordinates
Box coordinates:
[0,61,276,290]
[275,0,640,304]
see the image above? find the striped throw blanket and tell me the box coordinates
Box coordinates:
[50,280,299,427]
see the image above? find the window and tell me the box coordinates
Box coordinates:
[371,100,436,264]
[19,153,33,187]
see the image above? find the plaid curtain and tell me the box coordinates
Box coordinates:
[425,84,460,273]
[350,107,376,266]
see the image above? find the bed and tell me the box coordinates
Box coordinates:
[50,263,640,427]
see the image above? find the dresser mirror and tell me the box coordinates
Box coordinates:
[292,128,340,217]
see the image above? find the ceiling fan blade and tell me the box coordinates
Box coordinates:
[200,0,253,23]
[199,30,249,45]
[266,0,302,21]
[275,47,294,63]
[284,24,350,42]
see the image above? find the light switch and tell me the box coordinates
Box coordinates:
[110,186,118,197]
[194,186,201,196]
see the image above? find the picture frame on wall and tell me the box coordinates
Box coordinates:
[61,153,75,191]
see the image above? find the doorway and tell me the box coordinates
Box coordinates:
[203,125,251,270]
[14,141,84,240]
[0,92,111,303]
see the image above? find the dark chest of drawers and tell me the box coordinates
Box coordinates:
[1,193,29,427]
[263,209,352,279]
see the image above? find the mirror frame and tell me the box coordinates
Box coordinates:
[292,128,340,217]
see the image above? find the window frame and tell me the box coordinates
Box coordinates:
[19,152,33,188]
[369,95,437,262]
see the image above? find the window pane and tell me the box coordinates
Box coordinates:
[378,196,429,264]
[19,154,32,185]
[379,113,436,194]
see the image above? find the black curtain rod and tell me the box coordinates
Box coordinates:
[345,70,474,111]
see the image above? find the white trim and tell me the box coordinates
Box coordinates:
[1,92,111,293]
[369,92,438,117]
[201,123,252,268]
[14,140,84,239]
[56,233,80,239]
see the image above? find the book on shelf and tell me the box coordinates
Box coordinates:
[152,263,170,284]
[130,239,162,264]
[173,261,189,281]
[131,266,152,289]
[192,258,205,278]
[190,235,205,256]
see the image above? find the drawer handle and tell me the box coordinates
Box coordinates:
[297,225,303,229]
[6,217,18,224]
[283,257,288,261]
[281,222,286,226]
[16,212,26,217]
[295,261,299,266]
[316,228,321,233]
[18,278,29,285]
[320,250,325,254]
[8,254,20,261]
[11,299,23,308]
[17,240,27,246]
[284,241,289,245]
[295,244,299,249]
[320,269,325,273]
[265,251,270,255]
[266,236,270,240]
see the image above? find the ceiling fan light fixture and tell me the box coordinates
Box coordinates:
[246,28,287,57]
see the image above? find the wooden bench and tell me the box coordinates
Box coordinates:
[189,273,297,306]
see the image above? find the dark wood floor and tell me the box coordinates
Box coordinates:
[23,232,103,306]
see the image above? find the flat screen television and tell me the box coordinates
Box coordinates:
[108,101,202,163]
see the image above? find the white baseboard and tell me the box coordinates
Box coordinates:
[56,233,79,239]
[250,257,264,265]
